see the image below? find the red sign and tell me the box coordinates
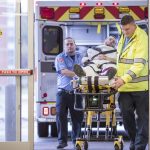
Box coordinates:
[0,69,33,76]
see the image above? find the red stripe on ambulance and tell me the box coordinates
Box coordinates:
[129,6,145,19]
[80,7,93,19]
[105,6,119,18]
[55,7,69,20]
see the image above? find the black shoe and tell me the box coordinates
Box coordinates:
[129,141,135,150]
[106,67,117,80]
[74,64,86,77]
[57,143,68,149]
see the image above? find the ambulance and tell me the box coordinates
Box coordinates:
[34,0,148,137]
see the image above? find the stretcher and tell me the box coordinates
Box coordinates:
[72,76,123,150]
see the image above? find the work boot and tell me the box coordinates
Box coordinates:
[57,143,68,149]
[74,64,86,77]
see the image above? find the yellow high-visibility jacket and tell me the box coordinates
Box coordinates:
[117,26,148,92]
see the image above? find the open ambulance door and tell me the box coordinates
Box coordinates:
[35,21,66,137]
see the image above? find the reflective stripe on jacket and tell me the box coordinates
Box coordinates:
[117,26,148,92]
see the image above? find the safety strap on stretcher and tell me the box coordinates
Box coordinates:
[87,76,92,92]
[87,76,101,92]
[94,76,99,93]
[91,49,116,61]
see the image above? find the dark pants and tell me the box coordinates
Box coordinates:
[118,91,149,150]
[56,91,83,144]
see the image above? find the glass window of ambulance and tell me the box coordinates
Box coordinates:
[42,26,63,55]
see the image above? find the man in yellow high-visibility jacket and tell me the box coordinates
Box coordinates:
[112,15,148,150]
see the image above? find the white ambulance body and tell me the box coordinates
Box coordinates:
[35,0,148,137]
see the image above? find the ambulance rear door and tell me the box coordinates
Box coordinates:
[35,11,66,137]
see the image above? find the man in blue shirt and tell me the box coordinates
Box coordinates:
[55,37,84,149]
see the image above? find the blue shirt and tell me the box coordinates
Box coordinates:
[55,51,82,91]
[122,37,130,52]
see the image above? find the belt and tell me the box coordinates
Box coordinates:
[58,88,74,94]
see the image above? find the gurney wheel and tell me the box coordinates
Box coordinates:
[114,144,120,150]
[83,140,88,150]
[114,136,123,150]
[114,141,123,150]
[75,138,88,150]
[75,144,81,150]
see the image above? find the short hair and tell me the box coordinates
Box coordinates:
[64,37,75,43]
[120,15,135,25]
